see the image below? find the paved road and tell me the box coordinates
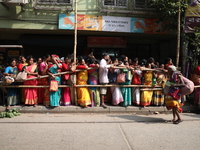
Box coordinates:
[0,113,200,150]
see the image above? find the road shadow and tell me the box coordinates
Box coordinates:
[107,114,171,124]
[182,113,200,119]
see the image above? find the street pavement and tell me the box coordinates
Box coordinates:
[0,113,200,150]
[0,104,199,114]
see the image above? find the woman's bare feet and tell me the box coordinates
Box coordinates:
[101,103,108,108]
[6,105,11,110]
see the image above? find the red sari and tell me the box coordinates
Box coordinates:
[24,64,38,105]
[194,66,200,105]
[61,62,71,106]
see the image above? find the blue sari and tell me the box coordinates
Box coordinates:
[49,64,61,106]
[119,69,132,107]
[4,66,19,105]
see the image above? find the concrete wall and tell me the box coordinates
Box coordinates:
[0,0,154,30]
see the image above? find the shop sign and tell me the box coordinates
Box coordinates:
[88,37,127,48]
[59,14,167,34]
[185,1,200,33]
[0,48,6,52]
[7,50,19,57]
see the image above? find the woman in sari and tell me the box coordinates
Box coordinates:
[76,57,91,107]
[108,58,124,106]
[39,54,51,107]
[131,58,142,106]
[164,57,173,70]
[23,55,38,106]
[17,55,27,72]
[48,55,62,107]
[88,58,100,107]
[141,63,155,107]
[61,56,71,106]
[37,57,43,104]
[17,55,27,103]
[118,61,132,107]
[152,64,167,106]
[4,58,19,109]
[165,65,183,124]
[193,63,200,106]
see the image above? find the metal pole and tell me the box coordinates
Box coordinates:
[176,0,181,67]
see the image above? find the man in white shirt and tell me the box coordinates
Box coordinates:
[99,53,113,108]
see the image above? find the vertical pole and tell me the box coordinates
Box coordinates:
[176,0,181,67]
[73,0,78,106]
[74,0,77,62]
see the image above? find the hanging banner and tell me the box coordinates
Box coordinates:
[88,37,127,48]
[184,1,200,33]
[102,16,130,32]
[59,14,166,34]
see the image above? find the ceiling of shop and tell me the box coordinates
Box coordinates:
[0,28,176,43]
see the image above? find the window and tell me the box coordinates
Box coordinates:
[37,0,72,5]
[34,0,73,10]
[103,0,128,7]
[134,0,153,9]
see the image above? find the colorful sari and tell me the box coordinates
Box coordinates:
[152,73,166,106]
[60,62,71,106]
[108,69,123,105]
[119,69,132,107]
[4,66,19,106]
[193,66,200,105]
[165,72,183,112]
[38,62,50,106]
[38,62,44,104]
[88,64,100,107]
[49,64,62,106]
[24,64,38,105]
[141,71,153,106]
[77,65,91,107]
[17,63,28,103]
[131,70,142,106]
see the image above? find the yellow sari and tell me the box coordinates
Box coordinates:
[152,74,166,106]
[141,71,153,106]
[77,70,91,107]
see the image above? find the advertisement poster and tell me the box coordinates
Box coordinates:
[59,14,166,34]
[59,14,75,29]
[59,14,102,31]
[131,18,145,33]
[131,18,165,34]
[185,1,200,33]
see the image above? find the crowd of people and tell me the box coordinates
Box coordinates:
[0,52,199,123]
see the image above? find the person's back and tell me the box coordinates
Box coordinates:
[99,58,109,84]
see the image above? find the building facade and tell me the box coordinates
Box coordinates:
[0,0,177,63]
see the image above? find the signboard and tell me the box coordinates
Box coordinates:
[185,1,200,33]
[0,48,6,52]
[59,14,166,34]
[102,16,130,32]
[88,37,127,48]
[7,50,19,57]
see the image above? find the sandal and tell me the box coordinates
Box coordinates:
[166,119,175,122]
[173,119,183,124]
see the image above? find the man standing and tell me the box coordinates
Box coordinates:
[99,53,113,108]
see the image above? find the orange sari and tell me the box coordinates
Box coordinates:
[24,64,38,105]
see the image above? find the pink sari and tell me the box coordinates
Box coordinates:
[24,64,38,105]
[38,62,50,105]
